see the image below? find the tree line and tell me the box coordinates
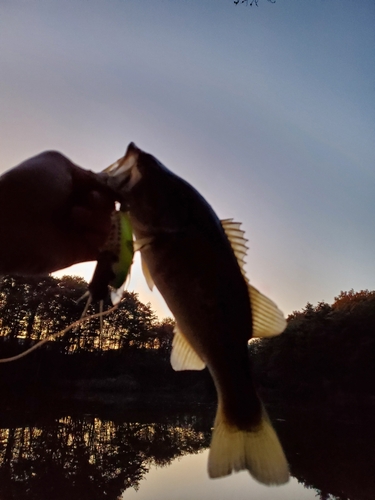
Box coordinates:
[1,275,374,406]
[251,289,375,405]
[0,274,180,396]
[0,274,174,356]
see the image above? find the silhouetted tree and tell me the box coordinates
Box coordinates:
[234,0,276,6]
[251,289,375,403]
[151,318,174,359]
[0,275,162,354]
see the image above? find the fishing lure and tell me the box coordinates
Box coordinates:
[81,210,134,321]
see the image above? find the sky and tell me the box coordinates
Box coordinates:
[1,0,374,319]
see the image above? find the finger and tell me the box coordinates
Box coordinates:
[86,190,115,213]
[71,206,112,241]
[70,165,117,200]
[83,231,108,253]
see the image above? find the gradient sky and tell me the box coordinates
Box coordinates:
[1,0,374,319]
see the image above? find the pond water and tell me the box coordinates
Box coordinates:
[122,449,317,500]
[0,398,373,500]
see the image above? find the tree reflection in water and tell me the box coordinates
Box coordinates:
[0,401,374,500]
[275,405,375,500]
[0,406,212,500]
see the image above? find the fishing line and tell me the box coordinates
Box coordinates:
[0,303,119,363]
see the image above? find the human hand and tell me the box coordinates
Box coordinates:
[0,151,115,275]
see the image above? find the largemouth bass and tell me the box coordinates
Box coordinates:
[104,143,289,485]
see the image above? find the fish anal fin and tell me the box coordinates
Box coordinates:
[208,405,289,485]
[171,325,206,371]
[249,284,286,337]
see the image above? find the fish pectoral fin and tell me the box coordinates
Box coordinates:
[208,404,289,485]
[170,325,206,371]
[248,284,286,337]
[133,237,154,252]
[141,256,154,291]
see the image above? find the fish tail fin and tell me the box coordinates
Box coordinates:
[208,404,289,485]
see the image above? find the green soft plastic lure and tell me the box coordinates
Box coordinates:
[84,210,134,312]
[108,210,134,297]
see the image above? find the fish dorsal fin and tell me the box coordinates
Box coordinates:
[249,284,286,337]
[221,219,286,337]
[221,219,249,281]
[171,324,206,371]
[141,256,154,291]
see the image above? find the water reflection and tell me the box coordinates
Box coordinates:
[0,401,212,500]
[275,405,375,500]
[0,398,373,500]
[122,449,318,500]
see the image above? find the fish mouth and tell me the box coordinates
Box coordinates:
[104,142,142,192]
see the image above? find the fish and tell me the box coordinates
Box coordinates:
[103,143,289,485]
